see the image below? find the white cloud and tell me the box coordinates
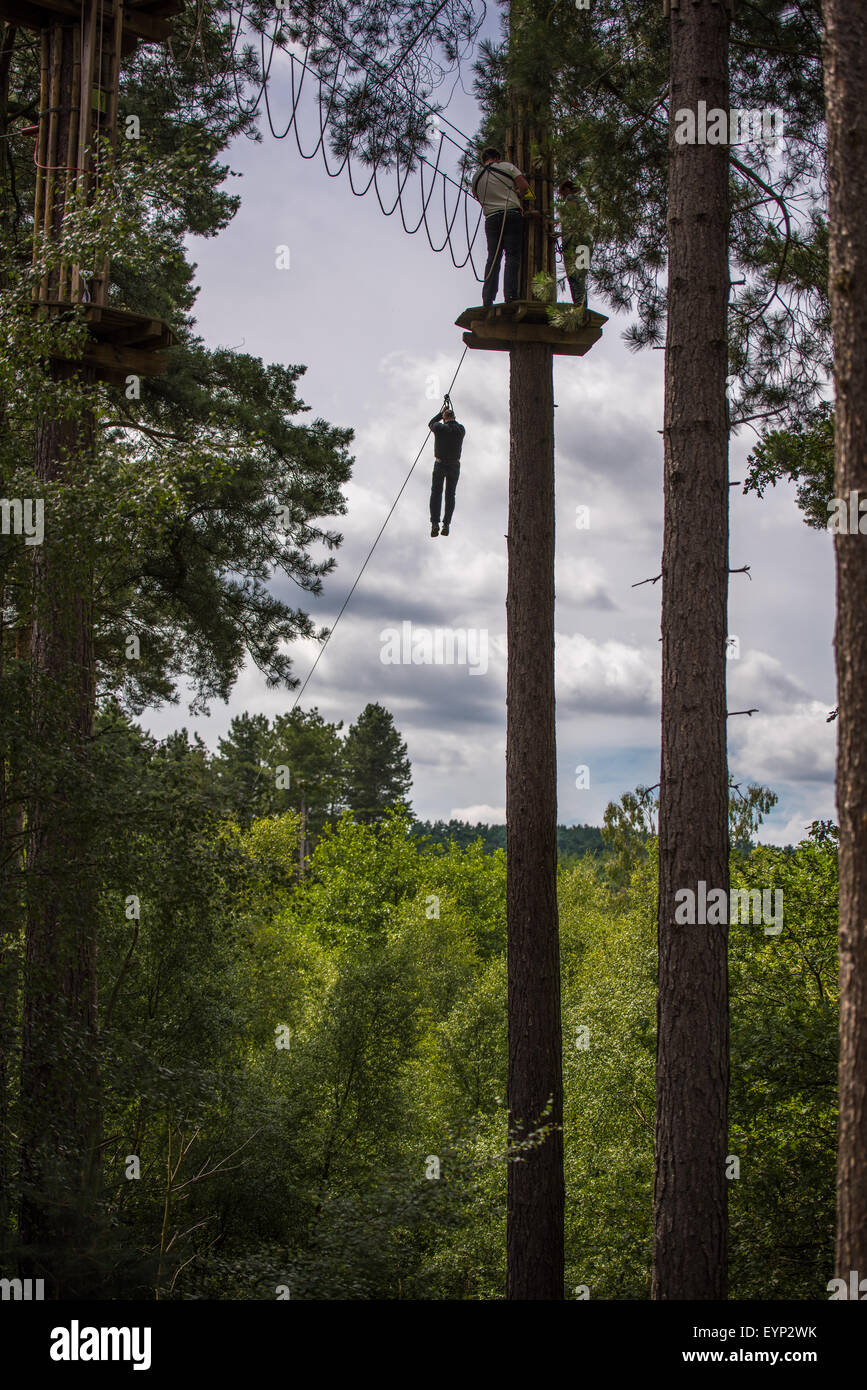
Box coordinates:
[166,130,836,829]
[556,632,659,714]
[761,804,836,848]
[730,701,835,784]
[450,803,506,824]
[727,648,819,714]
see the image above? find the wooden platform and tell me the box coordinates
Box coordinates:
[32,301,177,384]
[0,0,183,50]
[456,301,607,356]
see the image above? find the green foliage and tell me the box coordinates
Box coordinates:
[473,0,828,444]
[0,2,841,1302]
[411,819,605,861]
[728,827,838,1297]
[211,704,410,836]
[342,702,412,823]
[532,270,556,303]
[561,855,657,1298]
[24,740,832,1300]
[603,780,779,883]
[744,401,835,529]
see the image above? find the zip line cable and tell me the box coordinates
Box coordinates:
[291,344,469,708]
[260,31,486,270]
[192,4,491,276]
[213,2,481,153]
[178,12,503,700]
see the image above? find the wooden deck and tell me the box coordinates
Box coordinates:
[0,0,183,51]
[455,301,607,356]
[32,301,178,384]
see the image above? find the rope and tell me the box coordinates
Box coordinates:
[192,6,492,280]
[291,344,469,708]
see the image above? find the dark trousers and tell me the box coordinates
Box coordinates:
[430,459,460,525]
[563,238,590,307]
[567,270,587,306]
[483,209,523,306]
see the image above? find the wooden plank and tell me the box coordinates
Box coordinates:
[462,331,509,353]
[106,319,165,346]
[456,302,608,331]
[74,341,170,374]
[0,0,174,42]
[31,301,177,349]
[41,23,62,297]
[119,5,174,43]
[467,317,595,346]
[58,22,81,302]
[461,328,602,358]
[89,309,176,347]
[0,0,56,33]
[31,26,49,297]
[126,0,184,14]
[0,0,76,20]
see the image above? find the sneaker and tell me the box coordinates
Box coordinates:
[431,523,439,537]
[441,524,450,536]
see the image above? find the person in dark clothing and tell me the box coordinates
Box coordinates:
[557,178,593,313]
[428,399,466,537]
[472,146,531,307]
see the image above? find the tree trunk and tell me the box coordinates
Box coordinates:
[652,0,731,1300]
[18,21,101,1296]
[822,0,867,1282]
[19,374,100,1297]
[506,340,563,1300]
[0,597,16,1252]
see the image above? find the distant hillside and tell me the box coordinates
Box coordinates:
[411,819,605,858]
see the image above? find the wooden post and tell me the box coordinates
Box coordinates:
[506,339,563,1300]
[502,0,563,1300]
[505,111,555,301]
[458,0,606,1299]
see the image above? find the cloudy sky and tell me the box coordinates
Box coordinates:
[145,33,837,847]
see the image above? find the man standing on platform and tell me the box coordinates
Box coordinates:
[472,147,532,307]
[428,396,465,538]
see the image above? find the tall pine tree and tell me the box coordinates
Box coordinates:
[822,0,867,1286]
[342,703,412,823]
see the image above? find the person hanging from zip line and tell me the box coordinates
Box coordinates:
[428,394,465,538]
[556,178,594,320]
[472,146,534,307]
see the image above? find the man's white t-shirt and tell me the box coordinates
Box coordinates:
[472,161,523,217]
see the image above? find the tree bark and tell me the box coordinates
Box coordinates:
[822,0,867,1282]
[0,596,16,1253]
[506,340,563,1299]
[653,0,731,1300]
[19,374,99,1297]
[18,22,101,1296]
